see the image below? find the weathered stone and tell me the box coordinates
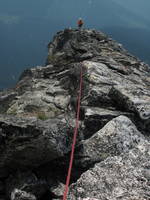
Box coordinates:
[75,116,145,167]
[11,189,36,200]
[50,181,64,199]
[110,84,150,119]
[0,115,74,169]
[83,107,132,138]
[109,84,150,132]
[0,29,150,200]
[0,91,17,114]
[69,141,150,200]
[6,171,47,200]
[46,29,108,65]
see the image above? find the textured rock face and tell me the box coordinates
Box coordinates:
[0,29,150,200]
[6,171,47,200]
[69,141,150,200]
[0,115,74,169]
[74,116,145,168]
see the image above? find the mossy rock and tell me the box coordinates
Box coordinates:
[37,112,49,120]
[47,54,58,64]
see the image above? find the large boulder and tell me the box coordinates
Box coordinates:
[0,115,74,169]
[110,84,150,129]
[69,140,150,200]
[75,115,145,168]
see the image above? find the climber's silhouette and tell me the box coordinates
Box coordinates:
[77,18,84,29]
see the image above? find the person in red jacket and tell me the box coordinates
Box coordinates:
[77,18,84,29]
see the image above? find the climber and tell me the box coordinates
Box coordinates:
[77,18,84,30]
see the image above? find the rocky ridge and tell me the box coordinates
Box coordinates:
[0,28,150,200]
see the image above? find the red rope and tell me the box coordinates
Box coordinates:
[63,65,83,200]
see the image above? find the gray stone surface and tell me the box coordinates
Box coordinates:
[6,171,47,200]
[0,115,74,168]
[75,116,145,168]
[83,107,132,138]
[0,29,150,200]
[69,141,150,200]
[11,189,36,200]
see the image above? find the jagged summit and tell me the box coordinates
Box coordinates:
[46,28,136,66]
[46,29,112,65]
[46,28,149,75]
[0,29,150,200]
